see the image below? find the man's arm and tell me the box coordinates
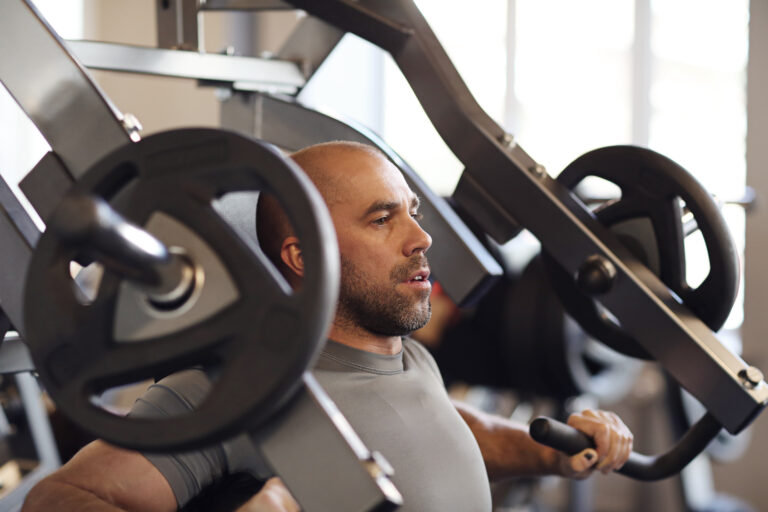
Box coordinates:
[454,401,632,480]
[22,441,300,512]
[235,478,300,512]
[22,440,177,512]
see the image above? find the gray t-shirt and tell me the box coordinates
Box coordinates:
[132,339,492,511]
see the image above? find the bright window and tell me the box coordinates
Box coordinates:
[382,0,748,327]
[648,0,748,327]
[382,0,508,196]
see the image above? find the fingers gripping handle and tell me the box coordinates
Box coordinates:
[529,413,723,481]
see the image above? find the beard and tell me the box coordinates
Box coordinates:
[336,255,432,337]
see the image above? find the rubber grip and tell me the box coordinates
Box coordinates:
[529,417,595,455]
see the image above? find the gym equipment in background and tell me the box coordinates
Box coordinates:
[0,1,765,509]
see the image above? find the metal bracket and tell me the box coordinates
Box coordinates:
[157,0,200,51]
[68,40,305,94]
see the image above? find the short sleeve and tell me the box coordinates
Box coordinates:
[128,369,230,508]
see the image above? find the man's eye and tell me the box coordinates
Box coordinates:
[372,216,389,225]
[411,212,423,222]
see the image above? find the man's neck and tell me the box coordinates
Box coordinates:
[327,322,403,355]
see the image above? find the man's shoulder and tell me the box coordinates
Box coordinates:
[402,337,430,358]
[155,367,211,397]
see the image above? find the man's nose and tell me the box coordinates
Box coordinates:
[403,216,432,256]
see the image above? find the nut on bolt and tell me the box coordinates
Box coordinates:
[738,366,764,389]
[364,451,394,479]
[576,254,617,295]
[529,163,547,178]
[499,132,516,149]
[121,113,143,142]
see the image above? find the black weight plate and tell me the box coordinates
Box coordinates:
[501,255,552,397]
[24,128,339,452]
[543,146,739,360]
[504,256,641,401]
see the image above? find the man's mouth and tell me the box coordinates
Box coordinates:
[404,269,431,284]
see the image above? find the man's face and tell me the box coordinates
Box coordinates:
[326,151,433,337]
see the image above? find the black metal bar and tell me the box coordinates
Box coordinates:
[50,193,191,295]
[199,0,295,9]
[283,1,414,52]
[529,414,723,481]
[276,16,344,82]
[0,177,35,337]
[0,172,40,249]
[19,152,74,224]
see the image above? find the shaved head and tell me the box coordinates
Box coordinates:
[256,140,432,343]
[255,141,388,276]
[290,141,388,205]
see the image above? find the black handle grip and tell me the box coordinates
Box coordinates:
[529,413,722,481]
[529,416,595,455]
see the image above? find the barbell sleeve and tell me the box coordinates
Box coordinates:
[50,191,193,299]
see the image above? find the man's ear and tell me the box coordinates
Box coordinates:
[280,236,304,278]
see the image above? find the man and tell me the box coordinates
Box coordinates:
[23,141,632,512]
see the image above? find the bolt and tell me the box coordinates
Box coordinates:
[364,451,394,478]
[576,254,617,295]
[530,164,547,178]
[499,132,516,149]
[738,367,764,389]
[121,113,143,142]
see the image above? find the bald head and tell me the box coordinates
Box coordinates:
[290,141,388,205]
[255,141,389,277]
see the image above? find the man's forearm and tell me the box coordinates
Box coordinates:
[454,401,560,480]
[22,479,127,512]
[21,440,178,512]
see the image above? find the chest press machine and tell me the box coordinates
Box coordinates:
[0,0,765,510]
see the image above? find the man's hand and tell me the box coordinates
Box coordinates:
[236,478,300,512]
[557,409,633,478]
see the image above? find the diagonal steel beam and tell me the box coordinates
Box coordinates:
[285,0,768,435]
[0,0,132,180]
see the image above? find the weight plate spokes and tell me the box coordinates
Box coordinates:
[543,145,739,360]
[24,128,339,451]
[502,256,641,401]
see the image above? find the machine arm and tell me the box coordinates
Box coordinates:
[285,0,768,436]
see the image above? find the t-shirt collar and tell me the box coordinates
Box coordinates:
[322,339,404,374]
